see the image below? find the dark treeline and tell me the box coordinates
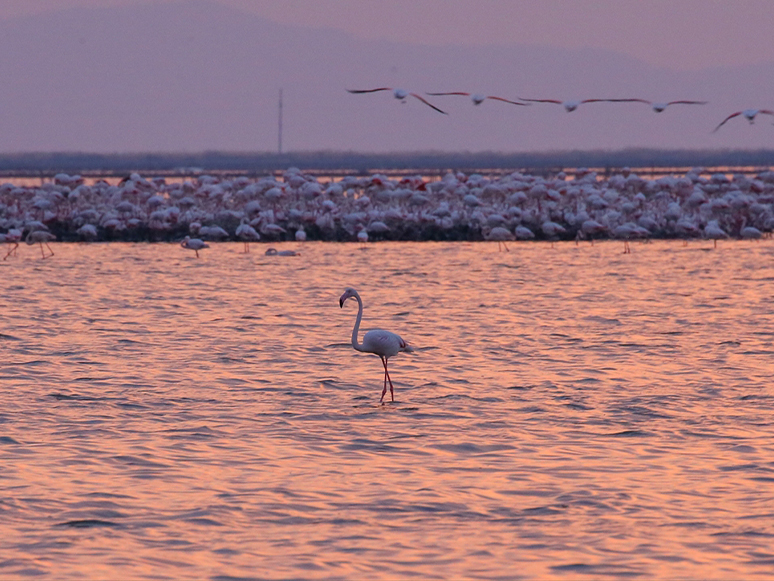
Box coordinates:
[0,149,772,175]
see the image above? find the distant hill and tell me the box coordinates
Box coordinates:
[0,0,772,153]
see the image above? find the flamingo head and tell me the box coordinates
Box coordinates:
[339,287,359,308]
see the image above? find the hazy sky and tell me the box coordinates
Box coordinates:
[0,0,772,153]
[2,0,773,70]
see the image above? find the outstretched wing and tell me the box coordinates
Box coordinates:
[409,93,448,114]
[486,96,530,106]
[712,111,742,132]
[346,88,392,94]
[666,100,708,106]
[426,91,471,96]
[518,97,563,104]
[582,98,650,104]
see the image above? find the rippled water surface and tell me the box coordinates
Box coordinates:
[2,240,774,580]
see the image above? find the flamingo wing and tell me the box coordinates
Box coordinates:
[518,98,563,104]
[346,87,392,94]
[425,91,471,96]
[759,109,774,116]
[409,93,448,114]
[712,111,742,132]
[582,98,650,104]
[486,96,530,106]
[666,100,708,106]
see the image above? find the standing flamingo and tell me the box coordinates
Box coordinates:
[339,288,413,403]
[26,230,55,259]
[3,228,22,260]
[180,235,209,258]
[346,88,447,114]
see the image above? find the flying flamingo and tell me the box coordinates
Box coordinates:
[180,235,209,258]
[346,88,447,114]
[339,287,413,403]
[517,97,647,112]
[638,99,708,113]
[713,109,774,132]
[425,91,529,106]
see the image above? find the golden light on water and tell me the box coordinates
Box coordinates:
[1,240,774,579]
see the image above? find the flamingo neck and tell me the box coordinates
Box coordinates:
[350,293,365,352]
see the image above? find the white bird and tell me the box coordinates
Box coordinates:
[339,287,413,403]
[713,109,774,132]
[704,221,728,248]
[3,228,22,260]
[518,97,646,112]
[235,222,260,253]
[180,235,209,258]
[485,226,515,251]
[295,227,307,242]
[26,230,56,259]
[640,99,708,113]
[425,91,529,106]
[265,247,299,256]
[346,88,447,114]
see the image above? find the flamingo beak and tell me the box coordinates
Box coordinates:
[339,298,345,308]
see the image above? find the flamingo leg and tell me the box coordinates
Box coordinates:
[504,241,510,252]
[195,249,200,258]
[382,357,395,402]
[714,239,717,249]
[45,242,54,258]
[379,357,388,403]
[38,242,45,259]
[244,242,249,253]
[3,243,17,260]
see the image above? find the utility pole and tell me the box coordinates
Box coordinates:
[278,88,283,154]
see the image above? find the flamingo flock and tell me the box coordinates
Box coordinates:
[348,87,772,132]
[0,167,774,258]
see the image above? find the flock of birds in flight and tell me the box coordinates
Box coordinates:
[346,87,774,132]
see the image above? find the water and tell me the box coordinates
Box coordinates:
[2,240,774,580]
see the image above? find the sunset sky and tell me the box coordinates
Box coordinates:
[0,0,772,152]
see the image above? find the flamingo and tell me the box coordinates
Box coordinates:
[346,88,447,114]
[485,226,515,251]
[425,91,529,106]
[704,220,728,248]
[3,228,22,260]
[180,235,208,258]
[517,97,647,112]
[235,222,260,253]
[339,287,413,403]
[642,100,708,113]
[713,109,774,132]
[26,230,55,259]
[265,247,299,256]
